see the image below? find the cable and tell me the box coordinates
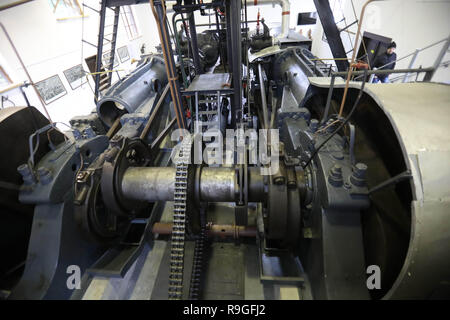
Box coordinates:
[350,0,370,69]
[338,0,375,117]
[302,69,368,169]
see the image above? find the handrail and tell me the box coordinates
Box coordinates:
[0,22,53,123]
[331,67,433,77]
[321,66,433,123]
[354,34,450,81]
[376,36,449,71]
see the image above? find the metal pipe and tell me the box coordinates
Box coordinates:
[150,0,186,131]
[423,34,450,81]
[258,63,269,129]
[321,74,336,124]
[0,0,34,11]
[188,12,202,74]
[402,49,419,83]
[374,36,450,73]
[246,0,290,39]
[106,117,121,138]
[152,222,257,239]
[94,0,107,101]
[229,0,242,128]
[0,83,23,95]
[338,0,376,117]
[194,20,258,27]
[140,83,170,139]
[0,22,52,123]
[331,67,433,77]
[151,117,177,150]
[368,170,412,195]
[270,88,276,129]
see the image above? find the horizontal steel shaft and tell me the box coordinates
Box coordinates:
[121,166,264,203]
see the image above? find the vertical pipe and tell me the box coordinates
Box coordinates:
[150,0,186,130]
[245,0,290,39]
[95,0,107,101]
[19,85,31,107]
[402,49,419,83]
[270,87,276,129]
[217,90,221,133]
[258,63,269,130]
[107,6,121,87]
[229,0,242,128]
[423,34,450,81]
[188,9,202,74]
[195,91,199,134]
[321,75,335,124]
[338,0,375,117]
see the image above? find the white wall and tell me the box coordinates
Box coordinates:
[311,0,450,83]
[0,0,317,128]
[0,0,144,127]
[3,0,446,129]
[133,0,318,55]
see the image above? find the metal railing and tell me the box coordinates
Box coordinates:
[356,34,450,83]
[321,67,434,125]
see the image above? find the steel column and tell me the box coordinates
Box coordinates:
[150,0,187,130]
[188,7,202,74]
[107,7,121,87]
[228,0,242,127]
[94,0,108,101]
[313,0,349,72]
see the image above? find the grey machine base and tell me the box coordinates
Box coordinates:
[78,202,312,300]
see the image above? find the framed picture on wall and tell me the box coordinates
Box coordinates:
[102,51,119,69]
[117,46,130,63]
[35,74,67,105]
[63,64,87,90]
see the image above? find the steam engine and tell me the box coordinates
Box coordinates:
[1,0,449,300]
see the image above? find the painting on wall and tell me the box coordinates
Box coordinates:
[35,74,67,105]
[102,51,119,69]
[117,46,130,63]
[63,64,87,90]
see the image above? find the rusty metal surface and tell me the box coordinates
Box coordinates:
[152,222,257,239]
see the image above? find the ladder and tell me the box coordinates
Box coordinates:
[298,48,334,77]
[194,91,222,134]
[82,1,120,101]
[194,91,224,164]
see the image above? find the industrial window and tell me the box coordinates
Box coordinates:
[121,6,139,40]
